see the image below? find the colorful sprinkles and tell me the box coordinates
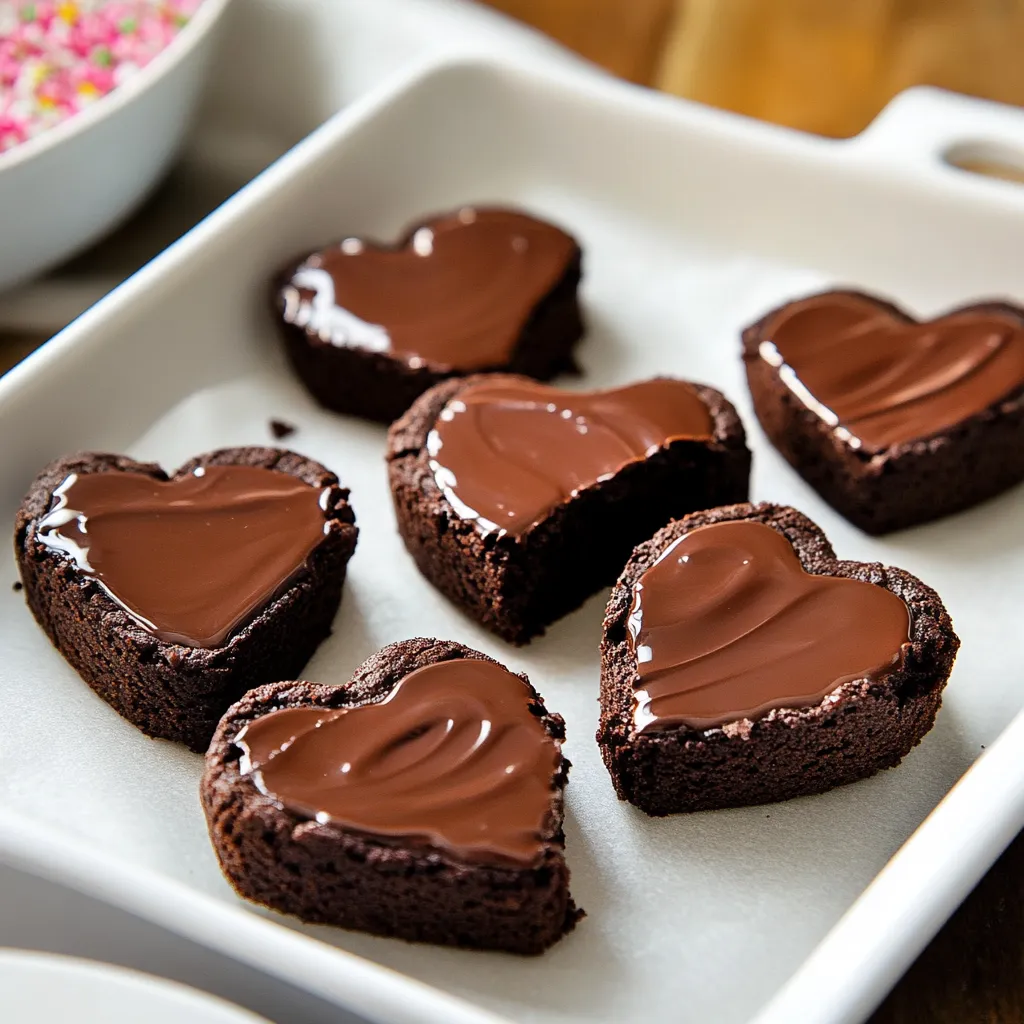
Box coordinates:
[0,1,203,154]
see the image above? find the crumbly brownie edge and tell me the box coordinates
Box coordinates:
[14,446,358,752]
[201,638,581,954]
[273,242,584,426]
[598,501,960,815]
[386,374,751,644]
[742,290,1024,534]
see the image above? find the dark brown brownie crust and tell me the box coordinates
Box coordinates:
[743,290,1024,534]
[201,638,581,954]
[599,502,960,815]
[14,447,358,752]
[387,374,752,645]
[275,239,583,426]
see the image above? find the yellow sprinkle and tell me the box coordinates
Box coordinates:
[77,81,100,98]
[58,2,78,24]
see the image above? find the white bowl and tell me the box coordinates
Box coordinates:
[0,949,269,1024]
[0,0,233,291]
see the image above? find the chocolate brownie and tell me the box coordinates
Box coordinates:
[743,289,1024,533]
[599,502,959,815]
[387,374,751,644]
[201,638,581,954]
[275,207,584,424]
[14,447,357,751]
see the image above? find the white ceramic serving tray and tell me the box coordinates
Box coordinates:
[2,58,1024,1024]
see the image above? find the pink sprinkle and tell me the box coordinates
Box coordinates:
[0,115,29,149]
[0,0,204,154]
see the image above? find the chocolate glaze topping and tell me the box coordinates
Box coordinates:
[236,659,562,868]
[279,208,577,370]
[627,520,911,731]
[760,291,1024,451]
[428,377,713,535]
[36,465,329,648]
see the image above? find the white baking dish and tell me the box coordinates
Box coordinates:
[2,57,1024,1024]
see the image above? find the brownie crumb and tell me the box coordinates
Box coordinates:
[12,580,22,592]
[269,419,296,440]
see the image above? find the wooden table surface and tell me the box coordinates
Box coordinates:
[3,3,1023,1020]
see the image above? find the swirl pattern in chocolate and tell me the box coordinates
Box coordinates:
[279,208,577,370]
[627,520,911,731]
[236,659,562,867]
[427,377,713,535]
[36,465,330,648]
[759,291,1024,451]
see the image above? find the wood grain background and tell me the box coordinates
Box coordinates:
[485,0,1024,136]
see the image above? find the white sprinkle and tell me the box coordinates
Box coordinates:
[412,228,434,257]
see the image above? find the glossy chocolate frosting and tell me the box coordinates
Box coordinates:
[759,292,1024,451]
[428,377,713,535]
[279,208,577,370]
[36,465,329,648]
[236,659,562,867]
[627,520,911,731]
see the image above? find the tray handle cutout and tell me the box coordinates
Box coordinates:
[944,143,1024,185]
[852,86,1024,188]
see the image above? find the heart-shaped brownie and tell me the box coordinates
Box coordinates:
[387,374,751,643]
[744,290,1024,533]
[201,638,581,953]
[275,207,584,424]
[15,447,357,750]
[599,503,959,815]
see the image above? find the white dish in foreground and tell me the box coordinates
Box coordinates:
[0,948,269,1024]
[2,58,1024,1024]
